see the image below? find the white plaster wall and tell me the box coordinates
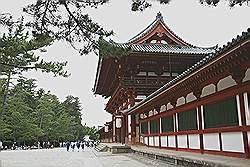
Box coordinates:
[248,132,250,149]
[149,137,154,146]
[243,68,250,82]
[201,84,216,97]
[128,115,131,133]
[155,136,160,146]
[236,95,242,126]
[201,106,205,130]
[221,132,244,153]
[160,105,166,112]
[161,136,167,147]
[188,134,200,149]
[148,72,157,76]
[244,93,250,125]
[140,136,143,143]
[140,114,144,119]
[153,109,158,115]
[217,75,237,91]
[159,118,162,133]
[177,135,187,148]
[203,133,220,151]
[175,113,179,132]
[113,121,116,136]
[186,92,197,103]
[168,135,176,148]
[196,107,200,130]
[176,97,185,107]
[149,110,153,117]
[166,102,173,110]
[144,137,148,145]
[173,115,176,132]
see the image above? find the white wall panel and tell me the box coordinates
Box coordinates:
[186,92,197,103]
[161,136,167,147]
[221,132,244,153]
[201,84,216,97]
[189,134,200,149]
[203,133,220,151]
[244,93,250,125]
[160,105,166,112]
[128,115,131,133]
[149,136,154,146]
[236,95,242,126]
[168,135,176,148]
[248,132,250,149]
[217,76,237,91]
[176,97,185,107]
[243,68,250,82]
[155,136,159,146]
[166,102,173,110]
[177,135,187,148]
[144,137,148,145]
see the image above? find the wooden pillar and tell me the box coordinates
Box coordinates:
[112,115,116,142]
[197,106,204,154]
[131,114,136,144]
[122,114,126,144]
[155,106,161,148]
[174,113,178,151]
[158,117,161,148]
[239,93,250,158]
[117,127,121,143]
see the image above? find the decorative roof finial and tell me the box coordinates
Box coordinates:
[156,12,163,20]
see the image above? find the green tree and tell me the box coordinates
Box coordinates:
[23,0,113,55]
[0,20,69,117]
[0,77,92,145]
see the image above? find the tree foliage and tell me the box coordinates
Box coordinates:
[23,0,113,55]
[0,19,68,77]
[0,77,95,146]
[132,0,249,11]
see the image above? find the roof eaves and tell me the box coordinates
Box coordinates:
[93,56,103,94]
[128,18,158,43]
[125,28,250,115]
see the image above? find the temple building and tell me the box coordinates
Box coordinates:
[94,12,250,158]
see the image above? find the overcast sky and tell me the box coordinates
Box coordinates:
[1,0,250,127]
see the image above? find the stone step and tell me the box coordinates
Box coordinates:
[94,144,107,152]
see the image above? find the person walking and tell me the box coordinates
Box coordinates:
[0,140,3,152]
[76,141,80,152]
[81,141,84,151]
[72,142,75,152]
[66,141,71,152]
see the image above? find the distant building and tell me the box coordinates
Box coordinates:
[94,12,250,158]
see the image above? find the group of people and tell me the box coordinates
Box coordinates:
[65,141,85,152]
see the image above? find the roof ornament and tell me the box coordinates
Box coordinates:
[156,12,163,21]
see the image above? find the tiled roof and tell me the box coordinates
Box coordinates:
[126,28,250,114]
[110,42,214,55]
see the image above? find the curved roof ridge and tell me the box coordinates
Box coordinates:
[127,15,158,43]
[127,12,213,48]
